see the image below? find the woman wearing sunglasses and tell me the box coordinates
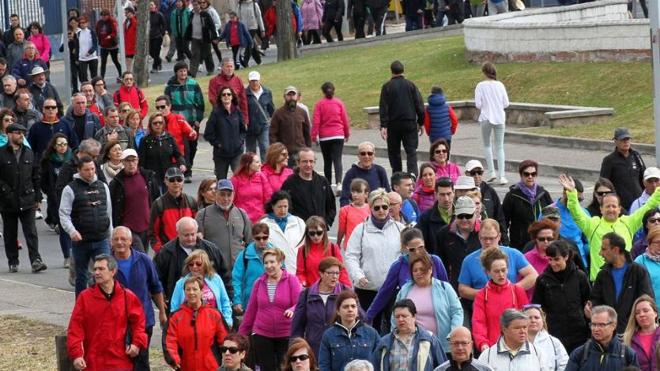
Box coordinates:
[164,276,229,371]
[522,304,569,371]
[523,220,558,297]
[137,112,185,192]
[218,334,252,371]
[428,139,461,184]
[169,249,233,326]
[502,159,553,251]
[283,338,319,371]
[204,87,247,180]
[586,178,617,218]
[345,189,405,332]
[296,216,351,288]
[631,208,660,259]
[232,222,273,315]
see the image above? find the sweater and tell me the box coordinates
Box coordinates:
[311,97,351,141]
[296,242,351,287]
[339,164,390,206]
[474,79,509,126]
[269,105,312,155]
[231,171,273,223]
[238,270,302,338]
[261,164,293,191]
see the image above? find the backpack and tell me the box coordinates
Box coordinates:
[579,339,631,368]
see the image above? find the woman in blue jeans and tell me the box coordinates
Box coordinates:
[475,62,509,185]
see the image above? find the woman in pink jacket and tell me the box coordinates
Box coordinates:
[412,163,437,213]
[239,248,302,371]
[472,247,528,352]
[28,22,51,66]
[262,142,294,191]
[231,152,274,223]
[429,139,461,183]
[312,82,350,192]
[301,0,324,44]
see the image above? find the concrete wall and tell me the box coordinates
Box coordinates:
[463,0,651,62]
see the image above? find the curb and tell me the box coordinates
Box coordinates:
[506,130,655,156]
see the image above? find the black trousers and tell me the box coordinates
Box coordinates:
[175,36,192,61]
[70,60,79,93]
[367,5,387,35]
[302,29,322,44]
[100,48,122,79]
[251,334,288,371]
[320,139,344,184]
[190,39,214,77]
[242,30,262,66]
[133,325,153,371]
[185,127,199,177]
[2,208,41,266]
[386,125,419,176]
[353,13,366,39]
[78,59,98,82]
[211,40,223,64]
[355,288,388,332]
[322,19,344,42]
[149,36,163,70]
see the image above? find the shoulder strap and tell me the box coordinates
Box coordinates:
[580,339,591,367]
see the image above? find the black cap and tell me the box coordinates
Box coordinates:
[6,123,27,133]
[165,167,184,179]
[613,127,631,141]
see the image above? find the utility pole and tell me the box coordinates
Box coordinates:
[651,0,660,165]
[61,0,71,104]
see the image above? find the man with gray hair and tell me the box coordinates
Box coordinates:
[565,305,638,370]
[477,309,544,370]
[1,74,17,109]
[339,141,390,206]
[344,359,374,371]
[153,216,232,313]
[60,92,102,143]
[94,106,133,149]
[436,326,493,370]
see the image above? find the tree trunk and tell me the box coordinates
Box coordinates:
[134,0,150,88]
[276,0,298,61]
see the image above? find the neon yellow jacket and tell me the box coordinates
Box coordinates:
[567,187,660,281]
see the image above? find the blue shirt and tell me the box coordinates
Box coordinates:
[401,199,420,224]
[117,254,134,285]
[611,263,629,299]
[458,246,530,289]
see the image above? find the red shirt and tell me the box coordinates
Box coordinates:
[296,242,352,288]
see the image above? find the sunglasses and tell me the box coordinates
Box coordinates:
[290,354,310,362]
[152,121,164,125]
[308,230,324,237]
[469,170,484,176]
[649,217,660,224]
[456,213,473,220]
[359,151,374,157]
[523,171,537,178]
[219,346,241,354]
[168,177,184,183]
[537,237,553,242]
[434,149,448,154]
[156,105,167,110]
[188,261,202,267]
[254,235,269,241]
[221,92,232,97]
[596,191,613,197]
[373,204,389,211]
[122,109,131,113]
[523,303,542,310]
[44,106,57,110]
[55,142,68,147]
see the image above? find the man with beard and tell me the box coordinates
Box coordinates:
[269,86,311,167]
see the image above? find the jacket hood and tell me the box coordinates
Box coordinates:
[73,172,99,184]
[427,93,446,106]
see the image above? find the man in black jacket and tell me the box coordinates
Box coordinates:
[464,159,509,244]
[0,123,46,273]
[417,177,454,252]
[591,232,654,334]
[109,149,161,249]
[153,216,233,311]
[379,60,424,176]
[599,127,646,211]
[185,0,218,77]
[281,148,337,226]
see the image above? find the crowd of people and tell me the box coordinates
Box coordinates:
[0,5,656,371]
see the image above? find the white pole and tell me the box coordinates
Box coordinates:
[651,0,660,165]
[117,0,127,74]
[61,1,71,104]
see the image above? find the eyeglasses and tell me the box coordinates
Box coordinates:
[649,217,660,224]
[359,151,374,157]
[590,321,613,329]
[55,142,68,147]
[221,92,232,97]
[324,270,340,276]
[290,354,310,362]
[44,106,57,110]
[155,105,167,110]
[219,346,240,354]
[188,261,202,267]
[450,341,472,347]
[168,177,184,183]
[469,170,484,176]
[308,230,324,237]
[523,171,537,178]
[456,213,474,220]
[254,235,269,241]
[537,237,554,242]
[596,191,613,197]
[373,204,389,211]
[434,149,448,154]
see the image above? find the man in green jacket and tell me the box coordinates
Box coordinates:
[559,173,660,280]
[168,0,191,62]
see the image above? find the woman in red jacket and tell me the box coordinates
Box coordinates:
[472,247,528,352]
[296,216,351,288]
[123,6,138,72]
[231,152,273,222]
[165,276,228,371]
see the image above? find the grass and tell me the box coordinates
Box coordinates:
[144,35,655,142]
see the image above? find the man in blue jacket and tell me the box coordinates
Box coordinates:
[111,226,167,371]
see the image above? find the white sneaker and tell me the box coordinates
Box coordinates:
[331,183,338,195]
[498,177,509,185]
[486,174,498,183]
[35,210,44,219]
[336,183,342,196]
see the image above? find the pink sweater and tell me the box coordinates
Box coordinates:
[238,271,302,338]
[231,171,273,223]
[29,34,51,63]
[262,164,293,192]
[311,97,350,141]
[432,161,461,184]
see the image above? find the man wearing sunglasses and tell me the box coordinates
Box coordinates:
[339,141,390,206]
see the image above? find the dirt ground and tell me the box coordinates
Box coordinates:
[0,315,171,370]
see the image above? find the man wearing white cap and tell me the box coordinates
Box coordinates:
[245,70,274,161]
[269,85,311,167]
[27,66,63,114]
[630,166,660,214]
[454,175,477,198]
[465,159,508,244]
[108,149,161,249]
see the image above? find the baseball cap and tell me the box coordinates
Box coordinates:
[454,196,476,215]
[284,86,298,95]
[216,179,234,191]
[121,148,138,160]
[465,160,484,172]
[248,71,261,81]
[541,205,560,220]
[644,167,660,181]
[454,176,477,190]
[613,127,631,141]
[6,123,27,133]
[165,167,184,179]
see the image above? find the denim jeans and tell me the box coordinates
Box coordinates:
[245,125,269,162]
[480,121,506,179]
[72,239,110,297]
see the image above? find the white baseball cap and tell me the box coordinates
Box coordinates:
[465,160,484,172]
[644,167,660,181]
[248,71,261,81]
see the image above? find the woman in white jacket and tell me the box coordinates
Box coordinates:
[345,189,404,326]
[523,304,568,371]
[261,190,306,273]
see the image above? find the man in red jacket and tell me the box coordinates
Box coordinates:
[208,57,249,123]
[113,71,149,119]
[67,254,147,371]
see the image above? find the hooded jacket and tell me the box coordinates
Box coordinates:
[11,53,47,83]
[28,33,51,63]
[204,104,246,159]
[196,204,252,270]
[123,15,137,55]
[170,273,233,327]
[59,109,102,142]
[231,241,269,307]
[412,184,435,213]
[261,214,305,273]
[311,96,351,141]
[169,7,191,38]
[163,112,194,156]
[435,222,481,289]
[372,325,446,371]
[231,170,273,223]
[301,0,324,30]
[137,132,185,182]
[426,92,451,142]
[502,183,553,250]
[296,242,351,287]
[164,76,205,125]
[95,17,119,49]
[148,191,198,252]
[246,84,275,133]
[261,163,293,191]
[565,337,638,371]
[238,0,265,31]
[113,85,149,119]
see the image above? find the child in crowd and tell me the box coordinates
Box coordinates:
[424,85,458,145]
[337,178,370,249]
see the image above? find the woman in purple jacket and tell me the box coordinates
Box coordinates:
[623,294,660,371]
[365,227,448,333]
[238,248,302,371]
[291,256,359,356]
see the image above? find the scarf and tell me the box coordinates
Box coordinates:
[103,161,124,178]
[517,181,538,203]
[50,150,73,166]
[644,249,660,263]
[268,212,289,232]
[371,212,389,230]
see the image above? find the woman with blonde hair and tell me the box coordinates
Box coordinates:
[169,249,233,327]
[522,304,569,371]
[124,109,145,148]
[623,294,660,371]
